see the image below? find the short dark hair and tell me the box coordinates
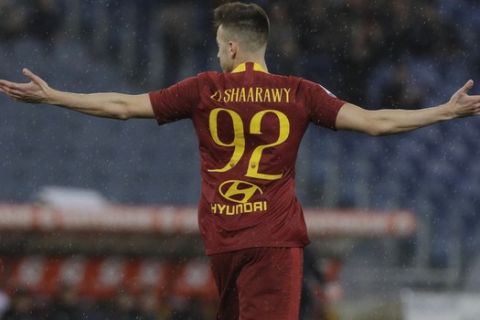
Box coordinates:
[214,2,270,50]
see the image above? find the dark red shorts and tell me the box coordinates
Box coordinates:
[209,247,304,320]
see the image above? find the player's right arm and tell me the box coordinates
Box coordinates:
[0,68,154,119]
[335,80,480,135]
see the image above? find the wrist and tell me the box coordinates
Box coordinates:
[45,88,62,105]
[439,103,456,121]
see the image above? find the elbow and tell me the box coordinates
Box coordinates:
[112,103,132,120]
[116,112,130,120]
[367,126,386,136]
[366,128,382,136]
[367,120,393,136]
[343,108,393,136]
[364,111,399,136]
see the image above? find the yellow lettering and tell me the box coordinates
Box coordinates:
[247,87,254,102]
[218,204,226,214]
[239,87,246,102]
[263,89,271,103]
[272,88,282,103]
[253,202,263,212]
[210,91,221,101]
[255,87,263,102]
[224,89,231,103]
[247,110,290,180]
[210,201,269,215]
[235,204,243,214]
[283,88,291,103]
[218,88,290,104]
[226,205,235,216]
[207,108,245,173]
[231,88,239,102]
[207,108,290,180]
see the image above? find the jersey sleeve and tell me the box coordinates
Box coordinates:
[301,79,345,130]
[148,76,199,125]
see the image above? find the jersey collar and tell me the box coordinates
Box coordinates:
[231,62,268,73]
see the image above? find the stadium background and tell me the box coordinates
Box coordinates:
[0,0,480,319]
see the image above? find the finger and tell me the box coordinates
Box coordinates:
[22,68,46,86]
[8,88,25,96]
[0,79,18,88]
[1,85,27,99]
[4,89,22,99]
[10,93,23,100]
[0,82,25,93]
[0,85,9,95]
[0,81,31,93]
[0,85,11,94]
[457,79,474,95]
[0,81,22,90]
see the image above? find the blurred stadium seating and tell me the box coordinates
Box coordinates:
[1,0,480,319]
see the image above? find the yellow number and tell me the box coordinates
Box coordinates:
[207,108,290,180]
[246,110,290,180]
[208,108,245,173]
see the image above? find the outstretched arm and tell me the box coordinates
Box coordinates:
[0,68,154,120]
[336,80,480,135]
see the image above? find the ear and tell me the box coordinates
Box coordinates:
[228,41,238,59]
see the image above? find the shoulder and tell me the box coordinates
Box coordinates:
[297,78,338,97]
[265,72,302,81]
[259,72,304,89]
[197,71,223,81]
[297,78,321,90]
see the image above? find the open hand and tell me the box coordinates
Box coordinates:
[0,68,53,104]
[447,80,480,118]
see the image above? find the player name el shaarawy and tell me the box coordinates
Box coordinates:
[210,87,291,104]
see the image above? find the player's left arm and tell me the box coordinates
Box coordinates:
[335,80,480,136]
[0,68,154,119]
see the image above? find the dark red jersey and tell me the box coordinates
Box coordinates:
[149,62,345,255]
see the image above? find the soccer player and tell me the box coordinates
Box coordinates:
[1,2,480,319]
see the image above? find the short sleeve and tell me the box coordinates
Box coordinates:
[148,76,199,125]
[302,79,345,130]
